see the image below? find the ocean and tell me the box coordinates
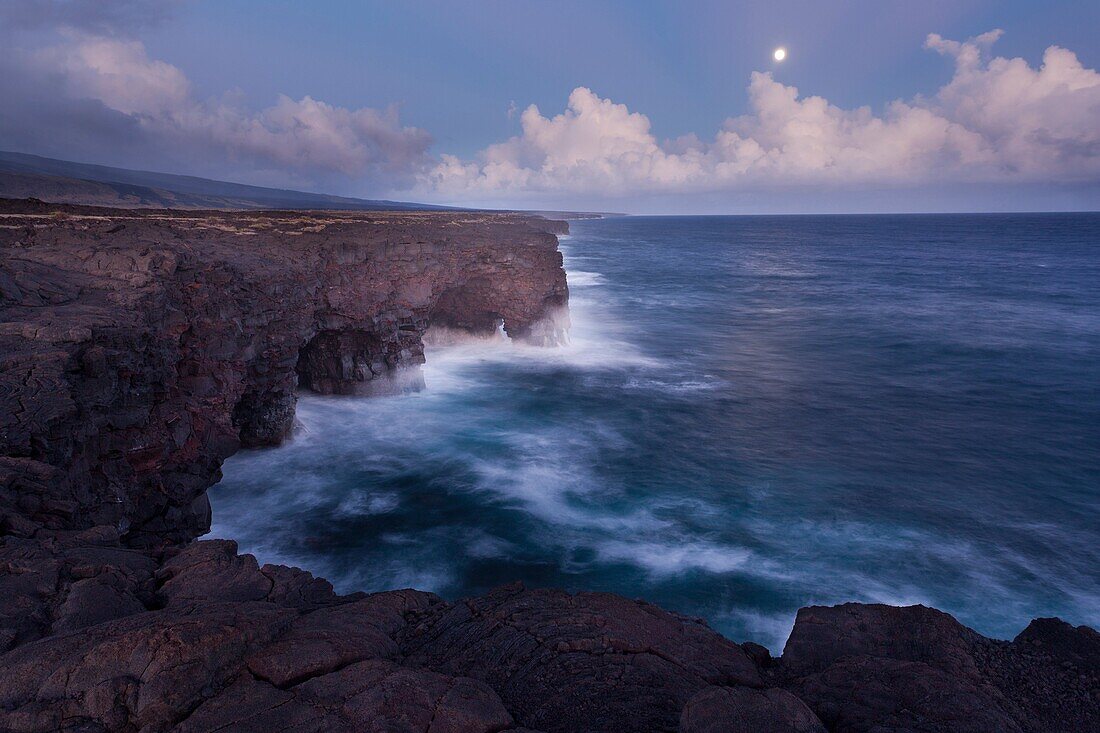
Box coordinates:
[210,213,1100,651]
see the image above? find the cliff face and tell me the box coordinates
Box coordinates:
[0,200,1096,733]
[0,200,568,546]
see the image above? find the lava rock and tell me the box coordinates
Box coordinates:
[680,685,826,733]
[400,582,762,732]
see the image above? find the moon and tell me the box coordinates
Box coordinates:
[773,47,787,62]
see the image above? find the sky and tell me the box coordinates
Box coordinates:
[1,0,1099,213]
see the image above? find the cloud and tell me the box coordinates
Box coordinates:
[36,34,192,115]
[1,24,433,189]
[926,31,1100,174]
[1,17,1097,208]
[421,31,1100,203]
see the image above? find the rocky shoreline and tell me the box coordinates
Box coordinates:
[1,199,1096,732]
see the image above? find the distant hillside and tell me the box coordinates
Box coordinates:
[0,151,454,211]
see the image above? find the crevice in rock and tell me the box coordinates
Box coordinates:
[295,327,425,398]
[232,389,296,448]
[429,281,506,337]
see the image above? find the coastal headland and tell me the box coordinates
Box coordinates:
[0,199,1095,732]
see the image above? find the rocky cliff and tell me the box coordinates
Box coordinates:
[0,199,568,547]
[0,199,1096,733]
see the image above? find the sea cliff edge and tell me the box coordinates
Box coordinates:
[0,199,1095,733]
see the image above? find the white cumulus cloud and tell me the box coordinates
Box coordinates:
[3,18,1098,209]
[5,30,433,188]
[37,34,192,115]
[420,31,1100,203]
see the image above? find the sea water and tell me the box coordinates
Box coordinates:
[211,214,1100,651]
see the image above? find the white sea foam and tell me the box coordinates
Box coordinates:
[466,430,651,533]
[465,530,517,559]
[622,375,724,393]
[335,491,399,517]
[420,290,656,375]
[567,270,605,287]
[596,539,755,575]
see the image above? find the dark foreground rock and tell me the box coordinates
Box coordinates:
[680,686,826,733]
[0,537,517,733]
[775,603,1100,732]
[1,200,1096,731]
[399,583,762,731]
[2,534,1095,732]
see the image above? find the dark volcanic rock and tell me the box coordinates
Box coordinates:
[0,537,512,733]
[1013,617,1100,671]
[7,535,1092,733]
[788,656,1023,733]
[778,603,1100,732]
[400,582,762,732]
[0,201,568,546]
[1,199,1097,732]
[0,526,157,649]
[680,685,826,733]
[176,660,516,733]
[780,603,986,679]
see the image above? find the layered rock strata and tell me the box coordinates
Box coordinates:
[0,199,1096,732]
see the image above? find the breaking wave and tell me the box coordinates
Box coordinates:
[212,214,1100,652]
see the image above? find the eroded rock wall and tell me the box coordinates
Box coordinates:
[0,200,568,545]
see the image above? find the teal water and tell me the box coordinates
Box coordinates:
[211,214,1100,650]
